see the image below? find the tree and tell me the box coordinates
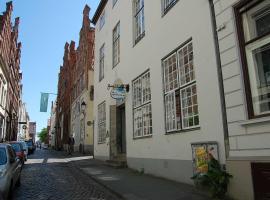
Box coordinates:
[38,128,48,143]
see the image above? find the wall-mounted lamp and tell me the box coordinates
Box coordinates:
[81,101,86,113]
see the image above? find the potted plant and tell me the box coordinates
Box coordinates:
[191,153,233,199]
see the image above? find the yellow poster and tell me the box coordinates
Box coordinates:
[195,147,208,173]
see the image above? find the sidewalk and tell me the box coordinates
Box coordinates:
[66,152,210,200]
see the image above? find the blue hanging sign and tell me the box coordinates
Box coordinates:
[110,86,126,100]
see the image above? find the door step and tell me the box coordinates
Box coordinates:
[105,159,127,168]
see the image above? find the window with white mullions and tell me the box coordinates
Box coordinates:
[163,53,179,93]
[178,42,195,86]
[98,102,106,143]
[99,44,105,81]
[113,22,120,67]
[133,71,152,138]
[163,40,199,132]
[181,84,199,129]
[133,0,145,44]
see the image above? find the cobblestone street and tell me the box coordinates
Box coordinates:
[13,149,121,200]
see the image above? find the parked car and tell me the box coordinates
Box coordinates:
[25,140,35,154]
[8,142,25,165]
[0,144,22,200]
[18,141,28,161]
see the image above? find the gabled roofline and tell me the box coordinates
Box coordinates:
[92,0,108,25]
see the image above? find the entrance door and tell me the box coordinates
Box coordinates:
[117,106,126,154]
[251,162,270,199]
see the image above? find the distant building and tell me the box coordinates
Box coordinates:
[28,122,36,143]
[48,101,57,148]
[56,41,76,150]
[17,102,30,140]
[70,5,95,153]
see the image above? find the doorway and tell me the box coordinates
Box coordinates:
[251,162,270,199]
[116,105,126,154]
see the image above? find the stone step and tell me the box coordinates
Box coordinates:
[105,159,127,169]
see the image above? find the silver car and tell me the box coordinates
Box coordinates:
[0,144,22,200]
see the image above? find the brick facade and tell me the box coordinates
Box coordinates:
[55,5,94,150]
[71,5,95,103]
[56,42,76,149]
[0,2,22,141]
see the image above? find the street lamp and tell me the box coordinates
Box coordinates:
[81,101,86,113]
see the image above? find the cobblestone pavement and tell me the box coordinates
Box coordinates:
[13,149,121,200]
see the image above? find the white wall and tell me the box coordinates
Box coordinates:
[94,0,226,174]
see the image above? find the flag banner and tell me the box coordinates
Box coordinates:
[40,93,49,112]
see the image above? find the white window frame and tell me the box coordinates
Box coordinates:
[163,40,199,133]
[238,1,270,117]
[98,102,106,143]
[113,22,120,67]
[162,0,178,15]
[99,10,105,31]
[132,70,152,138]
[99,44,105,81]
[113,0,118,7]
[133,0,145,44]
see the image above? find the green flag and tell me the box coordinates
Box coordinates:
[40,93,49,112]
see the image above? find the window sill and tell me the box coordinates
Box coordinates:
[165,126,201,135]
[133,32,145,47]
[112,62,120,69]
[240,116,270,126]
[133,135,152,140]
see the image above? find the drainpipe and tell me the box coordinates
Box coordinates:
[209,0,230,159]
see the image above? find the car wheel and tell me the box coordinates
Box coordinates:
[16,175,21,187]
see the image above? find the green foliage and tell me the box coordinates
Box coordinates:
[38,128,48,143]
[191,157,233,199]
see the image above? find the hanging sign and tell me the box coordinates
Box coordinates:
[110,86,126,100]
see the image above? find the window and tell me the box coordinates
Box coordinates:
[235,0,270,117]
[163,40,199,132]
[133,71,152,138]
[99,10,105,30]
[113,0,118,7]
[99,44,105,81]
[113,22,120,67]
[98,102,106,143]
[162,0,178,15]
[133,0,145,44]
[0,86,4,106]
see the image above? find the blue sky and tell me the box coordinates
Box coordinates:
[1,0,99,132]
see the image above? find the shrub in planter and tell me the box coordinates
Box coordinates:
[191,155,233,199]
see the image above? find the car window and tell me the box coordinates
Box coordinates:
[26,141,32,146]
[22,142,27,149]
[0,148,7,165]
[10,143,21,152]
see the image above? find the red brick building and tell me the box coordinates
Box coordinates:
[0,2,22,141]
[55,42,76,149]
[71,5,95,103]
[55,5,94,150]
